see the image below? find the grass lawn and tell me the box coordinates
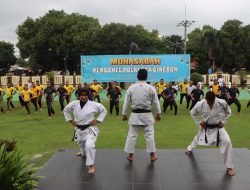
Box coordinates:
[0,90,249,167]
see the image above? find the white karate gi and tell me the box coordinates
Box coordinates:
[64,100,107,166]
[187,98,233,168]
[122,81,161,153]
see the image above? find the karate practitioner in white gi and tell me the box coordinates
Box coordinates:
[64,89,107,174]
[186,91,235,176]
[122,69,161,161]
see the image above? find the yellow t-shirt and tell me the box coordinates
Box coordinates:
[64,85,75,95]
[22,89,34,102]
[16,85,24,95]
[91,84,103,93]
[180,83,188,94]
[5,87,16,98]
[31,86,40,98]
[212,84,219,95]
[155,83,166,94]
[36,85,44,93]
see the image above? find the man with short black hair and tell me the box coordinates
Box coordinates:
[36,80,44,109]
[162,82,178,115]
[122,69,161,162]
[219,82,229,101]
[185,91,235,176]
[44,81,57,118]
[228,82,241,113]
[190,83,204,110]
[154,79,166,100]
[179,79,188,106]
[107,83,122,116]
[91,80,103,103]
[186,80,195,109]
[6,82,16,112]
[16,81,24,108]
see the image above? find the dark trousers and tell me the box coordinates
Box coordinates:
[180,93,187,105]
[94,95,101,103]
[190,100,199,110]
[19,96,24,107]
[186,95,192,109]
[66,95,71,104]
[38,95,42,108]
[163,100,177,115]
[7,97,14,110]
[59,96,65,111]
[31,97,38,111]
[24,101,30,115]
[158,94,162,100]
[219,95,228,102]
[46,99,55,116]
[110,100,119,115]
[247,100,250,108]
[228,98,241,113]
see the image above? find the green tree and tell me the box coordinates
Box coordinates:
[0,41,16,71]
[219,20,245,72]
[94,23,168,54]
[162,35,183,54]
[16,10,101,74]
[190,72,203,84]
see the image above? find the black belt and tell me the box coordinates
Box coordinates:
[205,123,220,147]
[71,124,91,141]
[77,124,91,130]
[132,109,151,113]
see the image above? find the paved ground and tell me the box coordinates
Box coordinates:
[37,148,250,190]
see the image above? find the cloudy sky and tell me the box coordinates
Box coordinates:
[1,0,249,52]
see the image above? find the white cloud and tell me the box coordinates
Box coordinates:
[0,0,249,49]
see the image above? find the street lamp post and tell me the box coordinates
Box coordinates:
[177,5,195,54]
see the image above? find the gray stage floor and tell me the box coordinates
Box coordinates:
[37,148,250,190]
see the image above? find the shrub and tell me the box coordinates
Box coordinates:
[0,139,16,152]
[0,143,40,190]
[45,71,54,82]
[190,72,204,84]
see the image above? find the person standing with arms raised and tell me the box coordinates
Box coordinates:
[122,69,161,161]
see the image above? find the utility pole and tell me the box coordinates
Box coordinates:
[177,5,195,54]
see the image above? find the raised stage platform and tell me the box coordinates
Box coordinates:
[37,149,250,190]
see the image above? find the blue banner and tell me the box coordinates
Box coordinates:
[81,54,190,82]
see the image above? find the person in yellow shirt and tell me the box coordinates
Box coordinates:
[154,79,166,100]
[36,80,44,109]
[64,80,75,104]
[211,79,220,97]
[0,86,5,113]
[16,80,24,108]
[21,84,34,116]
[91,80,103,103]
[31,82,40,112]
[5,82,16,112]
[179,79,188,105]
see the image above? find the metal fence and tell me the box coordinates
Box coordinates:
[0,74,249,88]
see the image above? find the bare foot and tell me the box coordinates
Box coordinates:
[127,153,133,161]
[185,150,192,156]
[227,168,236,176]
[150,155,158,161]
[88,166,95,174]
[150,152,158,161]
[75,152,81,156]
